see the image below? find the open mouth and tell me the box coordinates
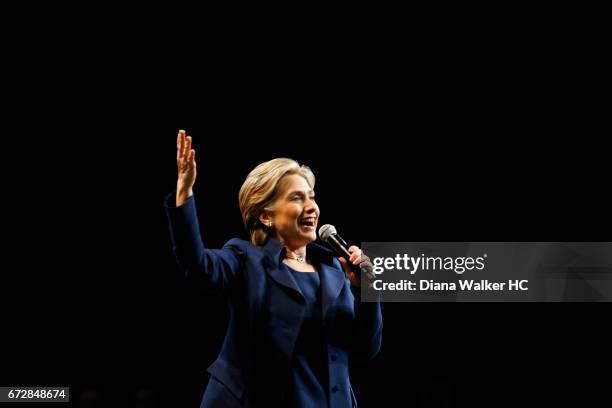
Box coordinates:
[298,217,317,228]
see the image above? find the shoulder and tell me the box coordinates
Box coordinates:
[222,238,265,258]
[223,238,252,249]
[222,239,276,271]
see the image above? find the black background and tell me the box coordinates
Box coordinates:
[2,11,610,407]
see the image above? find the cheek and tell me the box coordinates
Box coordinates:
[278,206,301,223]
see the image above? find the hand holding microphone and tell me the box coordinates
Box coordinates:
[318,224,376,287]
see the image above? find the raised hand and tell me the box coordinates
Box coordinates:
[176,130,197,206]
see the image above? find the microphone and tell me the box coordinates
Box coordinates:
[318,224,376,284]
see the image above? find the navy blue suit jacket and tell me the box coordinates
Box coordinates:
[166,196,382,407]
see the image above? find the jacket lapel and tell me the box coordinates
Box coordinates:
[318,261,346,318]
[262,238,304,299]
[261,238,346,314]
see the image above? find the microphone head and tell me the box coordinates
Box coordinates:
[318,224,337,242]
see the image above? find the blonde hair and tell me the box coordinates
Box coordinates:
[239,158,315,246]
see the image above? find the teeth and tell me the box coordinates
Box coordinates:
[299,218,316,226]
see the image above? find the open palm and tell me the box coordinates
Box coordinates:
[176,130,197,206]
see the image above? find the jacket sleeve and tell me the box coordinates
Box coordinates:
[351,287,383,361]
[165,193,244,295]
[333,258,383,362]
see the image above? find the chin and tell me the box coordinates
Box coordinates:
[298,232,316,244]
[295,225,317,242]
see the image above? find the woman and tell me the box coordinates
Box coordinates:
[166,130,382,408]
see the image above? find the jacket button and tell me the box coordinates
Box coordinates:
[330,354,337,362]
[332,385,340,393]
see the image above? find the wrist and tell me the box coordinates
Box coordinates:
[176,185,193,206]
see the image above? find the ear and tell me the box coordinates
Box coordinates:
[259,212,273,228]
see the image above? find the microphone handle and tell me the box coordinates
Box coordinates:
[328,234,353,260]
[327,233,376,285]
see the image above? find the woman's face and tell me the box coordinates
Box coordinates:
[267,174,320,248]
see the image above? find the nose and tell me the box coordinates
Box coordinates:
[304,197,318,215]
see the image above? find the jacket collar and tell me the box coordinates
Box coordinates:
[262,237,336,268]
[262,238,346,317]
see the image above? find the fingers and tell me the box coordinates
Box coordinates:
[348,245,362,265]
[185,136,192,160]
[177,130,196,172]
[188,148,196,168]
[177,130,185,160]
[185,137,194,169]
